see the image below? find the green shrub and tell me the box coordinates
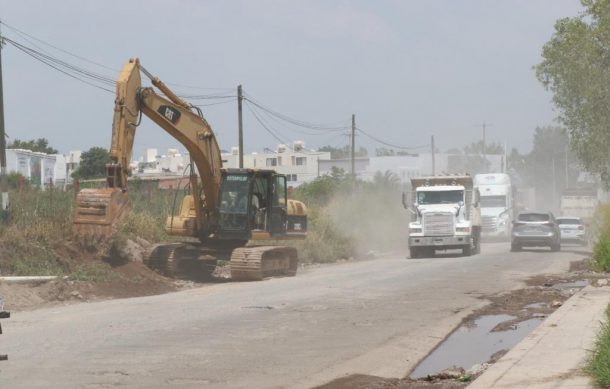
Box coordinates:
[293,208,355,263]
[587,305,610,388]
[592,205,610,271]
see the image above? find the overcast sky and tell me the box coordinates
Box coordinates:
[0,0,583,158]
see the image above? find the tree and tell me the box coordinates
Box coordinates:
[318,145,368,159]
[463,141,505,155]
[522,126,580,206]
[73,147,110,179]
[373,170,400,189]
[8,138,58,154]
[536,0,610,184]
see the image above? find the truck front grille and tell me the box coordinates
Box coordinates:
[423,213,454,236]
[482,216,497,232]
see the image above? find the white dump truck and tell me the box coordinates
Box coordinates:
[403,175,481,258]
[474,173,513,239]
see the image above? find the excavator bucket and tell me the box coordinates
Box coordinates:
[73,188,131,237]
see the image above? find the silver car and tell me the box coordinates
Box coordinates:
[556,217,587,246]
[511,211,561,252]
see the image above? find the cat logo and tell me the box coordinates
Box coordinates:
[158,105,181,124]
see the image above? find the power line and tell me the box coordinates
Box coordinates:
[2,37,115,93]
[356,127,430,150]
[243,91,349,132]
[246,99,348,137]
[0,21,118,72]
[244,101,292,146]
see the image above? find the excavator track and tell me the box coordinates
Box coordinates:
[145,243,217,281]
[230,246,298,281]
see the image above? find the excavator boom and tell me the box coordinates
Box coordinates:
[74,58,222,238]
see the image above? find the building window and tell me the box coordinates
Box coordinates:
[277,156,282,166]
[287,174,297,182]
[295,157,307,166]
[266,158,277,167]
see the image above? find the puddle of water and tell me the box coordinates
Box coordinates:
[552,280,589,290]
[525,302,547,309]
[410,315,543,379]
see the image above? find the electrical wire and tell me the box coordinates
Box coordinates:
[2,37,116,93]
[244,101,293,146]
[0,21,119,72]
[356,127,430,150]
[243,91,349,132]
[246,99,349,137]
[193,98,237,107]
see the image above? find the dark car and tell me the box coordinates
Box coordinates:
[511,211,561,252]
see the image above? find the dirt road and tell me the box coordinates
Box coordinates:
[0,243,587,388]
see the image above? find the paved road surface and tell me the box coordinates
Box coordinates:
[0,243,587,388]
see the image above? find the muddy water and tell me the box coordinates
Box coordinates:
[410,314,543,378]
[552,280,589,290]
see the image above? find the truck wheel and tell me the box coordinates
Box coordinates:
[409,248,420,259]
[551,242,561,252]
[463,245,472,256]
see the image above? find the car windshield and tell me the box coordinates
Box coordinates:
[556,218,583,225]
[417,190,464,205]
[480,195,506,208]
[518,213,550,222]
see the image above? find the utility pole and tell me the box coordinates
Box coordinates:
[237,85,244,168]
[351,114,355,178]
[431,135,436,175]
[0,35,8,220]
[564,146,569,188]
[481,122,492,173]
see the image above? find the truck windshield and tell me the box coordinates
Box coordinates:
[480,195,506,208]
[417,190,464,205]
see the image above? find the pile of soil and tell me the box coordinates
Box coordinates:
[0,261,178,312]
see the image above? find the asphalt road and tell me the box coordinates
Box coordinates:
[0,242,587,388]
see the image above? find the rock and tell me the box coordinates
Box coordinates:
[135,237,151,249]
[70,291,83,300]
[118,239,145,263]
[467,363,490,376]
[436,367,465,379]
[597,279,609,286]
[551,300,563,308]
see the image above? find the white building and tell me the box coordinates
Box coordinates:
[6,149,58,188]
[222,141,331,185]
[319,153,505,184]
[135,148,189,176]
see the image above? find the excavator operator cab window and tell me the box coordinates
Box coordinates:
[269,175,287,234]
[219,174,250,231]
[251,177,268,231]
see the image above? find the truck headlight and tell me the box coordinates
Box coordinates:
[456,227,471,233]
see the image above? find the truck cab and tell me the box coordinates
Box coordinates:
[474,174,513,239]
[404,175,481,258]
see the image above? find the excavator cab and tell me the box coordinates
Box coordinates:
[217,169,292,241]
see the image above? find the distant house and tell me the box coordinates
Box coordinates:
[222,141,331,186]
[6,149,60,188]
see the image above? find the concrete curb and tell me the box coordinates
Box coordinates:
[467,285,610,389]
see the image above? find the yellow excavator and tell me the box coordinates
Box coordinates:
[73,58,307,281]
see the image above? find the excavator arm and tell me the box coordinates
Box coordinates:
[74,58,223,238]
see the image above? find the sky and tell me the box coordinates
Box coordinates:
[0,0,584,158]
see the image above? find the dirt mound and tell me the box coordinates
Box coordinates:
[0,261,178,312]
